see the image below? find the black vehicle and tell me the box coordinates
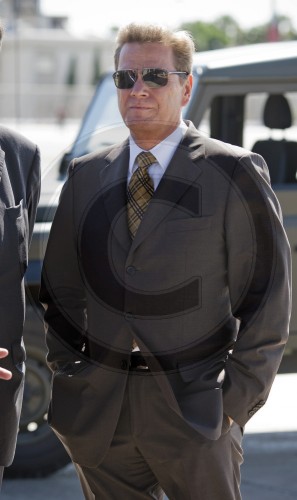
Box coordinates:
[9,40,297,478]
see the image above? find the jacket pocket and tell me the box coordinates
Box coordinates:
[1,199,28,276]
[166,216,212,233]
[49,361,97,435]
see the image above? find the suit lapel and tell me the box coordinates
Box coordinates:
[130,124,205,252]
[99,140,131,251]
[99,124,206,253]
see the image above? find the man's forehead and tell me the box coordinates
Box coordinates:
[118,42,174,68]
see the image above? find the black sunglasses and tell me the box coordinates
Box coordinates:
[112,68,189,89]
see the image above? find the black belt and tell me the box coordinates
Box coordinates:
[74,320,236,373]
[129,353,150,372]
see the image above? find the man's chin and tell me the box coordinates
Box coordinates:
[125,118,157,134]
[125,117,153,127]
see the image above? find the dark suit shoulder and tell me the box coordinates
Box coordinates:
[199,134,270,186]
[183,122,257,169]
[69,140,129,174]
[0,125,40,211]
[202,135,252,161]
[0,125,38,155]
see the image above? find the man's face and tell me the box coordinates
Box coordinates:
[116,42,192,147]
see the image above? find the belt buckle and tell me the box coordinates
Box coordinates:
[130,353,150,371]
[135,363,149,371]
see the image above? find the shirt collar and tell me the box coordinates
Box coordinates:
[128,121,188,176]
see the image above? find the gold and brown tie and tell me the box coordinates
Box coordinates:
[127,151,156,239]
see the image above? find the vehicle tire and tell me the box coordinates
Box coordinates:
[5,304,71,478]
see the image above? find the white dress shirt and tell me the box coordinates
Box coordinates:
[128,121,188,190]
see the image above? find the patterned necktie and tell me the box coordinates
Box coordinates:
[127,151,156,239]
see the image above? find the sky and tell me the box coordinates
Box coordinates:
[41,0,297,38]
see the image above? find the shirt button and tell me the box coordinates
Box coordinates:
[126,266,136,276]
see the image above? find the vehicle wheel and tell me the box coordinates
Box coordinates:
[5,305,71,478]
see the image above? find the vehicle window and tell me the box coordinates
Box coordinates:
[198,92,297,185]
[85,75,122,128]
[196,109,210,138]
[245,92,297,184]
[243,92,297,152]
[71,75,128,158]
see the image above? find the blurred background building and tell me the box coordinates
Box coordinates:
[0,0,114,121]
[0,0,296,122]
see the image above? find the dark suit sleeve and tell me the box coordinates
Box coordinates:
[0,134,40,466]
[26,145,41,244]
[222,152,291,426]
[39,163,87,372]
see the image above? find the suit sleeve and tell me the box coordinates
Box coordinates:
[222,152,292,426]
[39,163,87,372]
[26,145,41,244]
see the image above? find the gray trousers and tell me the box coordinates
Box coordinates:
[75,373,243,500]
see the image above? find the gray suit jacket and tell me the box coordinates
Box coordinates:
[0,126,40,466]
[40,121,291,467]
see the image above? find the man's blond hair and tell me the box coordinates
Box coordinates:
[114,23,195,74]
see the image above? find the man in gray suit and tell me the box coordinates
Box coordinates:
[40,23,291,499]
[0,24,41,485]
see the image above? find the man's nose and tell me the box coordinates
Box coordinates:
[130,72,149,94]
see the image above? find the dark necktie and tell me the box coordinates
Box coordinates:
[127,151,156,239]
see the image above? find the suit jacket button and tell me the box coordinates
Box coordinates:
[126,266,136,276]
[121,360,128,370]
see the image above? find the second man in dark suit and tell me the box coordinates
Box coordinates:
[0,22,41,487]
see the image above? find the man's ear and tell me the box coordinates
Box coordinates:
[182,74,193,106]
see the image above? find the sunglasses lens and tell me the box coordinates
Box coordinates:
[113,69,169,89]
[113,70,137,89]
[143,69,168,88]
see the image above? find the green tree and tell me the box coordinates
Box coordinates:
[181,20,230,51]
[241,16,297,44]
[277,16,297,40]
[215,16,243,45]
[180,15,297,51]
